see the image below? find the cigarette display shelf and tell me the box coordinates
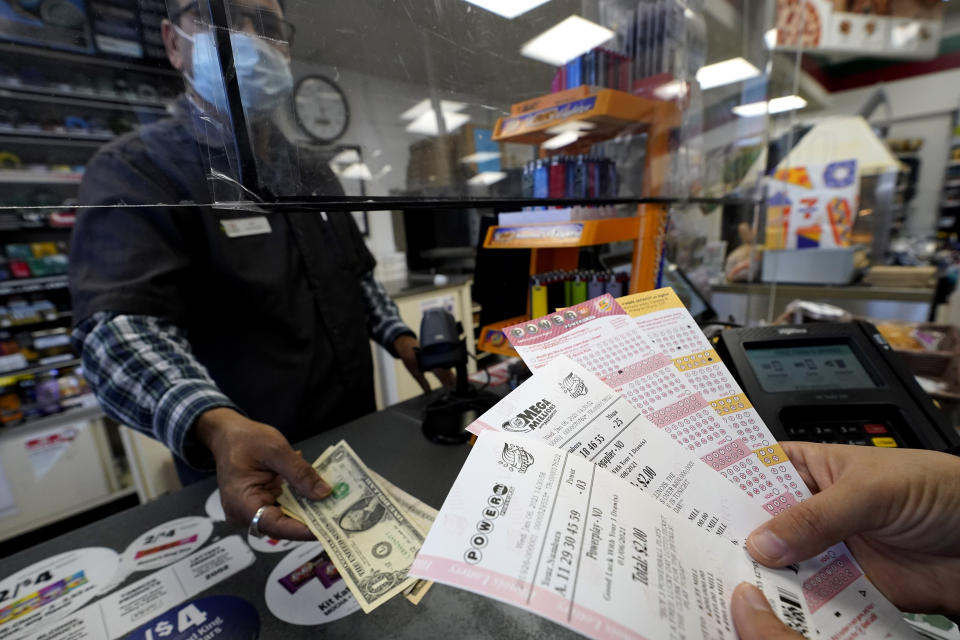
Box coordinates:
[0,275,69,295]
[0,42,179,78]
[0,170,84,185]
[0,128,114,143]
[0,82,169,115]
[0,357,82,379]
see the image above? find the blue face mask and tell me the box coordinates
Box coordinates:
[176,25,293,114]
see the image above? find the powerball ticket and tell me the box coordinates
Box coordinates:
[502,295,657,376]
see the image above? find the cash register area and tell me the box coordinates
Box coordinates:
[0,0,959,638]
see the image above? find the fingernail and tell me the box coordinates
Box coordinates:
[315,479,332,498]
[749,529,789,562]
[738,584,772,612]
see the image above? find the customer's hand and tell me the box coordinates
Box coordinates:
[731,583,806,640]
[732,441,960,640]
[195,408,331,540]
[393,334,456,392]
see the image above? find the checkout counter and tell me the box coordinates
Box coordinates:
[2,319,958,640]
[0,392,582,640]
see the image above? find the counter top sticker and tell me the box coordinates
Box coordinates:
[32,536,256,640]
[121,517,213,573]
[205,489,304,553]
[0,547,119,640]
[265,542,360,625]
[122,595,259,640]
[203,490,226,522]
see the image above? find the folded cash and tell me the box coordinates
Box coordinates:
[279,441,431,613]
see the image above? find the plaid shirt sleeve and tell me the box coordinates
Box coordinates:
[72,312,241,469]
[358,271,414,355]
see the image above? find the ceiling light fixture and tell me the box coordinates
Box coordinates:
[464,0,551,19]
[545,121,595,135]
[654,80,687,100]
[400,99,467,122]
[764,28,778,49]
[696,57,761,90]
[339,163,374,180]
[461,151,503,164]
[732,95,807,117]
[542,130,581,149]
[405,111,471,135]
[468,171,508,186]
[520,15,615,66]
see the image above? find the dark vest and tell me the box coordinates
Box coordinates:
[70,98,376,447]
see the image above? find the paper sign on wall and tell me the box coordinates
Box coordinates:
[23,423,85,481]
[766,159,859,250]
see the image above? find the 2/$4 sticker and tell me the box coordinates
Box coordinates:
[204,490,303,554]
[122,595,259,640]
[121,517,214,573]
[0,547,119,640]
[264,542,360,625]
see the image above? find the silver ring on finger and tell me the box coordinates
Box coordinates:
[249,505,268,538]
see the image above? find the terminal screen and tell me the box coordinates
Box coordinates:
[745,343,877,393]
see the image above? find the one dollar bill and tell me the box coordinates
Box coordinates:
[279,441,427,613]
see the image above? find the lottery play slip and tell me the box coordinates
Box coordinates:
[410,289,914,640]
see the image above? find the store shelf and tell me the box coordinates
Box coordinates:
[0,42,178,78]
[0,357,81,378]
[493,89,679,146]
[0,311,72,330]
[0,275,69,295]
[0,128,113,144]
[945,179,960,189]
[0,170,83,185]
[0,134,106,149]
[1,401,104,438]
[0,83,169,114]
[477,316,524,357]
[483,216,642,249]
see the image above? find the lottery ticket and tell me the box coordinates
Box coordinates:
[613,289,915,639]
[465,357,914,638]
[617,289,805,503]
[504,295,700,421]
[467,356,776,544]
[504,288,914,638]
[503,294,657,376]
[410,431,811,640]
[506,292,804,504]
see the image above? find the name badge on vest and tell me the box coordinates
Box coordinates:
[221,216,272,238]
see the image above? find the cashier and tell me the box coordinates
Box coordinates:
[69,0,450,540]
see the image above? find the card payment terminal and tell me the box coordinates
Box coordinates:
[715,321,959,450]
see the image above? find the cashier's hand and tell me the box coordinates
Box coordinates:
[195,408,332,540]
[732,442,960,640]
[393,334,456,393]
